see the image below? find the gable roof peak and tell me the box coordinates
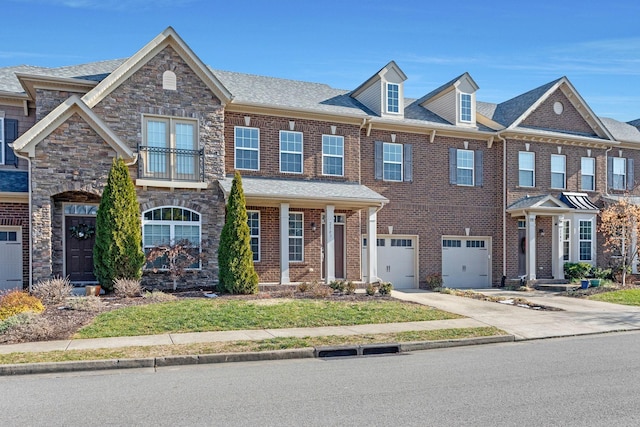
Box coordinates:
[350,60,407,98]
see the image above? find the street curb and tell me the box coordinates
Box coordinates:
[0,336,512,376]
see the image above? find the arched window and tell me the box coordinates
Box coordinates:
[142,206,201,269]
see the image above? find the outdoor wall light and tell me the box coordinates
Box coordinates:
[539,229,545,237]
[310,221,317,232]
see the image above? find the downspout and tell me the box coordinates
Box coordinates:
[497,132,507,283]
[12,149,33,292]
[124,152,139,166]
[604,146,612,196]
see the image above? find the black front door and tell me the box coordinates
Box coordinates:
[65,216,97,283]
[518,228,526,277]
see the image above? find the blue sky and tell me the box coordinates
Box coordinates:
[3,0,640,121]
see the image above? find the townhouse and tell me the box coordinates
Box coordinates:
[1,27,639,292]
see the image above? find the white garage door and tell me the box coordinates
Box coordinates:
[0,228,23,291]
[362,236,417,289]
[442,237,490,289]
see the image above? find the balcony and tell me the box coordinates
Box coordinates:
[138,145,205,182]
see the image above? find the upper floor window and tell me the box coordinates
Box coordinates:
[374,141,413,182]
[289,212,304,262]
[518,151,535,187]
[279,131,303,174]
[142,206,201,269]
[247,211,260,262]
[551,154,566,189]
[456,149,474,186]
[460,93,472,122]
[387,83,399,113]
[611,157,627,190]
[581,157,595,191]
[449,148,483,187]
[322,135,344,176]
[235,126,259,171]
[142,116,199,181]
[383,142,403,181]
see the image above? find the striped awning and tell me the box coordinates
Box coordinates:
[559,192,599,210]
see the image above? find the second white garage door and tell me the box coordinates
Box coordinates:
[442,237,490,288]
[362,235,417,289]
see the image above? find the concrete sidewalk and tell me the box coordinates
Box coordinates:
[393,289,640,340]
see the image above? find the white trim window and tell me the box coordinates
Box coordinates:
[279,131,303,174]
[563,220,571,261]
[247,211,260,262]
[0,117,4,165]
[518,151,535,187]
[581,157,595,191]
[579,220,592,261]
[322,135,344,176]
[456,149,474,186]
[383,142,403,181]
[551,154,566,189]
[612,157,626,190]
[142,207,201,269]
[289,212,304,262]
[235,126,260,171]
[143,116,198,178]
[387,83,399,113]
[460,93,472,122]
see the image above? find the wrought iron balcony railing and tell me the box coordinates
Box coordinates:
[138,146,205,182]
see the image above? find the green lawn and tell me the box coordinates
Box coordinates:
[75,299,461,339]
[588,289,640,306]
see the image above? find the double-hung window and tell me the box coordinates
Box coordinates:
[247,211,260,262]
[383,142,403,181]
[456,149,474,186]
[142,207,201,269]
[518,152,535,187]
[612,157,626,190]
[551,154,566,189]
[460,93,472,122]
[581,157,595,191]
[279,131,303,174]
[387,83,399,113]
[289,212,303,262]
[143,117,198,181]
[322,135,344,176]
[579,220,592,261]
[235,126,259,170]
[562,220,571,261]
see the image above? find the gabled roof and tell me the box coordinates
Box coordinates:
[600,117,640,144]
[11,94,134,159]
[506,194,571,216]
[350,60,407,98]
[415,72,477,106]
[82,27,232,108]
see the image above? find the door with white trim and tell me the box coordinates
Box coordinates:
[0,227,22,291]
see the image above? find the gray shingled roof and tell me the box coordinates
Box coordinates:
[600,117,640,143]
[413,73,467,106]
[218,176,387,207]
[506,194,551,211]
[0,170,28,193]
[490,78,562,127]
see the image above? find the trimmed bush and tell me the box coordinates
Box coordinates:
[0,291,45,321]
[365,284,378,296]
[65,296,105,312]
[93,158,145,292]
[378,282,393,295]
[564,262,593,281]
[31,276,73,305]
[113,278,142,298]
[345,281,357,295]
[425,273,443,290]
[218,171,259,294]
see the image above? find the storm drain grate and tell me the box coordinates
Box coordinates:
[315,344,401,358]
[317,348,359,358]
[362,345,400,355]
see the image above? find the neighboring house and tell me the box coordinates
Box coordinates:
[1,27,640,291]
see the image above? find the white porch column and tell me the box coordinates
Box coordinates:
[553,215,565,280]
[526,213,537,281]
[280,203,290,284]
[325,205,335,283]
[367,207,378,284]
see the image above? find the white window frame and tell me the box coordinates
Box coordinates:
[581,157,595,191]
[579,220,592,261]
[289,212,304,262]
[456,149,474,186]
[234,126,260,171]
[142,206,202,270]
[387,83,400,114]
[518,151,535,187]
[563,219,571,261]
[143,116,198,178]
[322,135,344,176]
[612,157,626,190]
[460,93,472,122]
[247,210,260,263]
[551,154,566,189]
[0,117,4,165]
[279,130,303,174]
[383,142,403,182]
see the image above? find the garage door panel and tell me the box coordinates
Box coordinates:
[362,236,416,289]
[442,238,490,289]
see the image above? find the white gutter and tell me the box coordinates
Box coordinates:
[11,147,33,292]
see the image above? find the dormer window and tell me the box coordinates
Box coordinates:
[460,93,472,122]
[387,83,399,113]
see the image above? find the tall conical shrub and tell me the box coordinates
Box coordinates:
[93,157,145,292]
[218,171,259,294]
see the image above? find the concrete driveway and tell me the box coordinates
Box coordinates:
[393,289,640,340]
